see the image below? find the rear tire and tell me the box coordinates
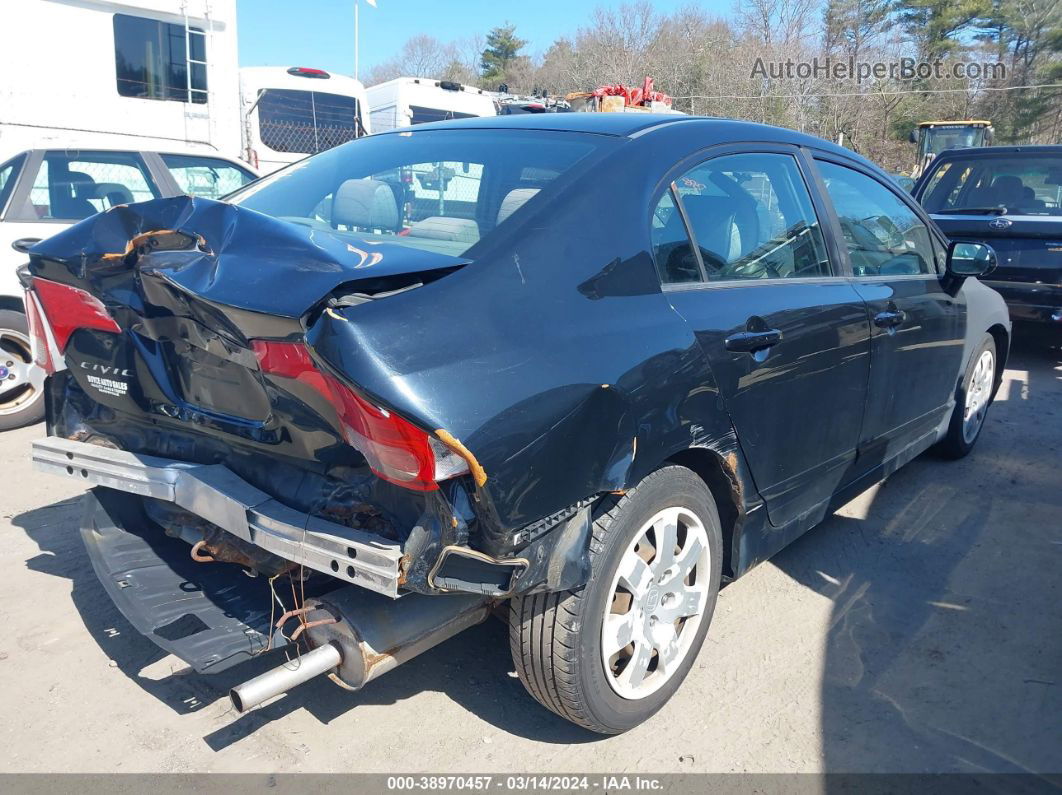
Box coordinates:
[938,333,996,459]
[0,309,46,431]
[508,465,722,734]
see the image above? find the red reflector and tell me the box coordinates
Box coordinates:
[23,289,55,374]
[252,340,439,490]
[32,278,121,352]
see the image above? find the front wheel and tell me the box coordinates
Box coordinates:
[938,333,997,459]
[508,465,722,734]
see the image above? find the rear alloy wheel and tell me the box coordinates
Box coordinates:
[509,465,722,734]
[0,309,46,431]
[602,506,711,699]
[939,333,996,459]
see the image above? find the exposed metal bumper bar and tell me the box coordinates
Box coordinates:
[33,436,405,598]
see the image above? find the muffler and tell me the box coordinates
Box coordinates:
[229,589,490,712]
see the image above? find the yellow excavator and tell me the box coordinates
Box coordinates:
[909,120,994,178]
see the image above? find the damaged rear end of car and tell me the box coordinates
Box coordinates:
[24,126,627,711]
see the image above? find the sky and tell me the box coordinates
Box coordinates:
[236,0,731,80]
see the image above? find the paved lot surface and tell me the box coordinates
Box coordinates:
[1,339,1059,774]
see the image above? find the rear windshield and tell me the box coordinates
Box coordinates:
[922,154,1062,216]
[257,89,362,154]
[228,129,610,257]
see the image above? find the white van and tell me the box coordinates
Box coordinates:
[0,0,242,164]
[240,67,372,174]
[365,78,496,133]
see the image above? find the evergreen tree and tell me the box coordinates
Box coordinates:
[481,24,528,82]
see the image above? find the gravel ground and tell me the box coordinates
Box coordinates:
[1,339,1059,774]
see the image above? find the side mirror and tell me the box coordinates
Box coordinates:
[984,127,994,144]
[946,241,996,278]
[908,130,918,144]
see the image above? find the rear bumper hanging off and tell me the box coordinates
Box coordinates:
[32,436,405,598]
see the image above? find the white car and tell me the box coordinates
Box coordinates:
[0,148,257,430]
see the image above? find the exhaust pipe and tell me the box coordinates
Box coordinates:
[230,641,342,713]
[229,590,490,713]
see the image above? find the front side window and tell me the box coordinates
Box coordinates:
[160,154,255,199]
[25,152,159,221]
[228,129,610,257]
[654,152,830,284]
[818,161,934,276]
[114,14,207,104]
[257,90,361,154]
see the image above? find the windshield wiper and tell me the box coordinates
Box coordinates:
[935,207,1008,216]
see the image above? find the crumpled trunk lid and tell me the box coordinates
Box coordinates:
[28,197,471,562]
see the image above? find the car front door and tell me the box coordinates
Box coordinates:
[656,148,871,529]
[811,155,965,471]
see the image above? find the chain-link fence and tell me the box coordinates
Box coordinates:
[256,89,364,155]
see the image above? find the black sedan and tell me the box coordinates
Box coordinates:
[24,114,1009,734]
[913,145,1062,329]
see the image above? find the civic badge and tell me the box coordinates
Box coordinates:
[989,217,1012,230]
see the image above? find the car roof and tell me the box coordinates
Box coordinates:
[386,113,862,158]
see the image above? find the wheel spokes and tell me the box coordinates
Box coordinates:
[603,611,638,657]
[618,640,654,690]
[652,515,678,573]
[617,553,653,598]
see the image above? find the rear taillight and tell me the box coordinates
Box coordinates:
[252,340,469,490]
[32,278,120,352]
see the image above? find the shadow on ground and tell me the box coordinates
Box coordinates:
[773,337,1061,775]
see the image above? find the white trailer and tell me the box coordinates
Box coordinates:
[0,0,242,163]
[240,66,371,174]
[365,77,496,133]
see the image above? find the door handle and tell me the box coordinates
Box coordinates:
[11,238,42,254]
[725,328,782,352]
[873,308,907,328]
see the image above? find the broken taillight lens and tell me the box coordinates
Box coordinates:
[32,277,121,352]
[252,339,469,491]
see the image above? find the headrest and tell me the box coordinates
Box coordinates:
[90,182,135,205]
[992,175,1023,193]
[66,172,97,199]
[332,178,399,231]
[496,188,540,225]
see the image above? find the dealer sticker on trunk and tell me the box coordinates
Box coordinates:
[80,363,132,398]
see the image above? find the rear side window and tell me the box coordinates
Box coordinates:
[257,89,361,154]
[818,161,934,276]
[114,14,207,104]
[24,152,159,221]
[654,152,830,283]
[160,154,255,199]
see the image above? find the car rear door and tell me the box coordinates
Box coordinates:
[811,154,965,470]
[656,146,871,528]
